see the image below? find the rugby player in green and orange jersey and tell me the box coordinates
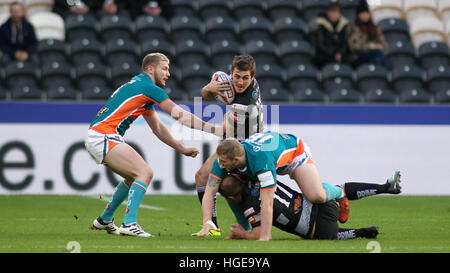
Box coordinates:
[86,53,223,237]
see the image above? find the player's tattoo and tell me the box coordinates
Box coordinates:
[207,176,221,187]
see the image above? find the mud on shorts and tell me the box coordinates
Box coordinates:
[84,129,124,164]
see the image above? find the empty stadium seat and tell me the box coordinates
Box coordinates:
[260,87,292,102]
[293,87,326,102]
[272,16,309,44]
[204,16,238,44]
[5,61,38,89]
[171,0,197,17]
[266,0,300,20]
[111,62,140,89]
[370,0,404,23]
[83,85,113,100]
[391,64,425,92]
[170,15,203,43]
[427,65,450,93]
[11,84,42,100]
[378,17,411,43]
[181,63,214,94]
[356,63,390,91]
[0,85,7,100]
[104,38,138,67]
[364,88,397,103]
[433,89,450,103]
[399,88,432,103]
[209,39,242,71]
[301,0,331,24]
[439,0,450,27]
[286,63,320,91]
[387,41,417,68]
[24,0,53,17]
[69,38,103,66]
[238,16,272,43]
[174,39,209,67]
[244,40,279,66]
[410,16,447,48]
[37,39,67,64]
[328,87,361,103]
[65,13,98,42]
[47,85,78,100]
[255,63,285,91]
[99,14,134,42]
[29,11,65,40]
[140,38,172,61]
[232,0,266,19]
[404,0,440,23]
[321,63,354,92]
[135,15,169,43]
[418,41,450,70]
[75,62,109,90]
[40,60,73,89]
[279,40,315,67]
[198,0,232,19]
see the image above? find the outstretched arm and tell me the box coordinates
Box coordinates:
[159,99,223,137]
[197,175,221,237]
[143,112,198,157]
[227,224,260,240]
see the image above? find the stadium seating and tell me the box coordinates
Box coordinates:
[64,13,98,42]
[272,16,309,44]
[321,63,354,92]
[11,84,42,100]
[418,41,450,70]
[135,15,169,43]
[0,0,448,104]
[29,11,65,40]
[5,61,39,89]
[204,16,238,44]
[266,0,300,20]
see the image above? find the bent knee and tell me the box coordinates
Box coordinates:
[305,191,327,204]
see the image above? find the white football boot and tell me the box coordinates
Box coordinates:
[92,217,120,235]
[119,223,153,237]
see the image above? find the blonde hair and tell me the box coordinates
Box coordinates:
[216,138,245,159]
[141,52,170,72]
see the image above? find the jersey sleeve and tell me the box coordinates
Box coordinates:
[247,149,277,190]
[144,85,170,107]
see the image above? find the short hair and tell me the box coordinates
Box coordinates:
[231,54,256,77]
[10,1,24,8]
[328,2,341,11]
[216,138,245,159]
[141,52,170,72]
[218,175,244,197]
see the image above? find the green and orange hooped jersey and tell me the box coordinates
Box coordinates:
[89,73,170,136]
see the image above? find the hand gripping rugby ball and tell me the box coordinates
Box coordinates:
[212,71,235,105]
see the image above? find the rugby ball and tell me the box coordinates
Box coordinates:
[212,71,235,105]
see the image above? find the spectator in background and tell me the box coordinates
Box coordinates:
[347,0,391,70]
[53,0,91,17]
[128,1,173,20]
[0,1,38,63]
[311,2,350,68]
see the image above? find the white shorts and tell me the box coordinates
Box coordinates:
[85,129,124,164]
[277,140,314,179]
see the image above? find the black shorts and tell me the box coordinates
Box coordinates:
[312,201,339,240]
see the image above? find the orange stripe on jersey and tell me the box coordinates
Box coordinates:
[91,94,150,134]
[260,185,276,191]
[209,173,223,181]
[275,139,305,169]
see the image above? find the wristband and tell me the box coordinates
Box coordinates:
[205,220,218,230]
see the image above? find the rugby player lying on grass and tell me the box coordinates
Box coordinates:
[219,172,401,240]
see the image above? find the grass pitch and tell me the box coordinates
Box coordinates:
[0,194,448,253]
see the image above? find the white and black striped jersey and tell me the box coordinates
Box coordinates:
[240,180,319,239]
[226,78,264,141]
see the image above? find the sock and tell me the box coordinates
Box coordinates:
[123,180,148,225]
[100,181,129,222]
[197,186,219,228]
[322,182,344,201]
[337,228,359,240]
[342,182,388,200]
[227,200,252,231]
